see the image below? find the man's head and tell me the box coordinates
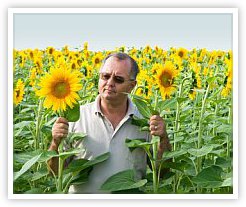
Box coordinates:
[100,52,139,80]
[98,52,139,103]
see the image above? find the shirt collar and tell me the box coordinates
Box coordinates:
[93,95,135,117]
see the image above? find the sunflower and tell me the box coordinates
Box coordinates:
[221,62,233,97]
[29,67,37,86]
[46,46,56,55]
[176,47,188,59]
[36,67,82,112]
[14,79,25,105]
[83,42,88,51]
[189,89,196,100]
[92,52,103,66]
[156,61,178,99]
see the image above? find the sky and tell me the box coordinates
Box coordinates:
[13,10,233,51]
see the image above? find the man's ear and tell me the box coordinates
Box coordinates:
[128,80,137,92]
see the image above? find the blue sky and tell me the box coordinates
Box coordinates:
[13,11,233,51]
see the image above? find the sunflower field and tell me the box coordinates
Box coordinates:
[13,42,233,194]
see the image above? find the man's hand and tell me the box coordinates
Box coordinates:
[50,117,69,151]
[149,115,167,138]
[149,115,171,159]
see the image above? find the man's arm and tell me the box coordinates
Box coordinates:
[47,117,69,175]
[149,115,171,158]
[158,128,172,159]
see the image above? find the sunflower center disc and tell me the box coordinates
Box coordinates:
[161,72,172,87]
[53,81,70,98]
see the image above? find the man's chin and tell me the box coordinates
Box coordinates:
[101,92,116,100]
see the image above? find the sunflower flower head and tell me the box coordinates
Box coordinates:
[36,66,82,112]
[83,42,88,51]
[189,89,197,100]
[156,61,178,99]
[14,79,25,105]
[176,47,188,60]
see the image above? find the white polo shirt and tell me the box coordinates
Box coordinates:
[68,95,150,194]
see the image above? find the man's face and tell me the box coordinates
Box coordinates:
[98,56,136,103]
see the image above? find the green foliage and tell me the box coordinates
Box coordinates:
[64,103,80,122]
[100,170,147,192]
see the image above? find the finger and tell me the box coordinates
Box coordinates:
[54,127,68,134]
[150,115,161,121]
[57,122,69,130]
[54,132,68,139]
[56,117,69,125]
[149,124,159,131]
[150,117,166,128]
[149,120,159,127]
[52,128,68,141]
[52,123,69,133]
[58,131,68,137]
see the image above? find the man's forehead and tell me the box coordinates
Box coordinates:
[101,57,131,74]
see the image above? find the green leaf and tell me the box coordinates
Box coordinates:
[38,150,58,162]
[24,188,44,194]
[14,150,57,164]
[221,177,232,187]
[100,169,147,192]
[215,157,232,169]
[63,159,89,174]
[30,169,49,182]
[216,124,232,135]
[14,121,32,129]
[69,167,92,185]
[162,149,187,160]
[64,103,80,122]
[130,95,152,119]
[159,98,177,111]
[131,116,149,128]
[63,153,110,191]
[177,97,188,104]
[161,161,187,172]
[14,153,43,181]
[68,132,86,144]
[151,135,160,144]
[192,165,223,188]
[82,152,110,170]
[207,77,216,84]
[14,150,41,163]
[188,145,213,157]
[125,138,151,152]
[58,148,84,160]
[64,152,110,174]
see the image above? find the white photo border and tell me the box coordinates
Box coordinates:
[8,7,238,200]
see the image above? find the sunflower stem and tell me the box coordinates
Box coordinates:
[174,77,190,151]
[172,76,190,193]
[196,83,210,193]
[198,83,210,149]
[58,110,65,118]
[56,109,65,193]
[227,102,232,158]
[35,98,44,150]
[57,140,64,193]
[151,90,160,193]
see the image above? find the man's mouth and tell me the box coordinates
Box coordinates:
[104,88,116,93]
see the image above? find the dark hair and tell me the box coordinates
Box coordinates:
[101,52,139,80]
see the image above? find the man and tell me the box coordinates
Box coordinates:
[48,52,171,193]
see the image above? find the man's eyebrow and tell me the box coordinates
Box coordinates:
[101,72,125,77]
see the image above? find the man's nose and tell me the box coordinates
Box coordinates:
[107,75,115,85]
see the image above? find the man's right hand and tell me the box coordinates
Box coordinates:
[49,117,69,151]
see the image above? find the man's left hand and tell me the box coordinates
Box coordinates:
[149,115,166,138]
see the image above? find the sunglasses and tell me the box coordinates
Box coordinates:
[99,72,134,84]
